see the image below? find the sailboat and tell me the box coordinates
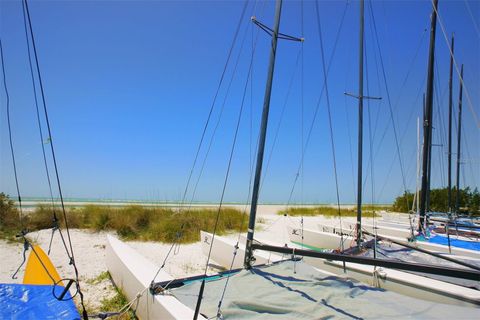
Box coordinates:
[106,0,480,318]
[282,0,480,301]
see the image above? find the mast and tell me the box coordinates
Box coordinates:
[455,64,464,214]
[447,34,455,214]
[419,0,438,231]
[414,117,420,214]
[244,0,283,269]
[355,0,365,248]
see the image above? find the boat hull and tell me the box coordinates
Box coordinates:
[106,235,203,320]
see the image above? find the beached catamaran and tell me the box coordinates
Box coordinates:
[280,0,480,305]
[3,0,478,319]
[106,0,480,318]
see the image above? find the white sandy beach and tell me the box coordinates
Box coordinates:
[0,204,388,313]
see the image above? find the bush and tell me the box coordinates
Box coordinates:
[278,206,379,218]
[0,193,20,238]
[392,187,480,215]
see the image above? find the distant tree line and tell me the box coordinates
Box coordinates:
[393,187,480,215]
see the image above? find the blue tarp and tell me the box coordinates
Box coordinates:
[0,283,80,320]
[417,234,480,251]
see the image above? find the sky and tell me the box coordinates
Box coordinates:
[0,0,479,205]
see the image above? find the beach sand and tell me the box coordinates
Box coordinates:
[0,205,384,313]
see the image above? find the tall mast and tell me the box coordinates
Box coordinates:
[244,0,283,269]
[419,0,438,231]
[447,34,455,214]
[455,64,464,214]
[355,0,365,248]
[415,117,420,214]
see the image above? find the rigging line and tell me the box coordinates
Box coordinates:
[0,39,25,227]
[284,0,350,212]
[212,9,267,311]
[365,2,383,153]
[199,32,254,314]
[368,25,426,163]
[22,1,88,318]
[431,0,480,129]
[464,0,480,39]
[314,0,344,250]
[21,0,66,256]
[366,14,427,184]
[300,0,305,250]
[247,1,269,208]
[237,1,268,241]
[21,2,54,210]
[179,0,250,208]
[433,61,447,189]
[392,28,428,116]
[376,73,425,202]
[186,4,259,210]
[461,121,477,188]
[187,0,268,211]
[301,0,304,210]
[151,238,179,284]
[364,30,378,254]
[360,6,380,191]
[368,0,410,211]
[258,48,302,194]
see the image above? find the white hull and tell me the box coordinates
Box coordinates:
[106,235,205,320]
[316,221,480,259]
[323,221,413,239]
[288,225,354,250]
[200,231,282,269]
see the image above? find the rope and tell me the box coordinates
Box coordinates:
[314,0,345,253]
[0,38,25,230]
[259,48,302,193]
[22,1,88,317]
[198,6,257,314]
[431,0,480,129]
[150,234,181,284]
[300,0,305,249]
[186,2,252,211]
[214,3,271,316]
[20,0,68,258]
[364,28,378,259]
[368,1,410,212]
[21,0,55,218]
[463,0,480,39]
[179,0,250,209]
[283,0,349,214]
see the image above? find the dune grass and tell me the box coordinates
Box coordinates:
[278,206,384,218]
[1,194,248,244]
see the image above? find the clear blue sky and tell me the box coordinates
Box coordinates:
[1,0,479,204]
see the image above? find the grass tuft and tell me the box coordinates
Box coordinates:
[278,206,384,218]
[1,192,248,244]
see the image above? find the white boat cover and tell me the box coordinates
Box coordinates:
[170,260,478,319]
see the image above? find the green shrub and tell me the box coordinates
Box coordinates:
[278,206,379,218]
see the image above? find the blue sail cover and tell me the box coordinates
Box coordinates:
[417,234,480,251]
[0,283,80,320]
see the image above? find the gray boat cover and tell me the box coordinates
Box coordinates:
[171,260,478,319]
[361,242,480,290]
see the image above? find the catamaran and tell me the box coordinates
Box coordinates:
[107,0,479,318]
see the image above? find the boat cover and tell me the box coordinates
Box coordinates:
[417,234,480,251]
[171,260,478,319]
[0,283,80,319]
[359,243,480,290]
